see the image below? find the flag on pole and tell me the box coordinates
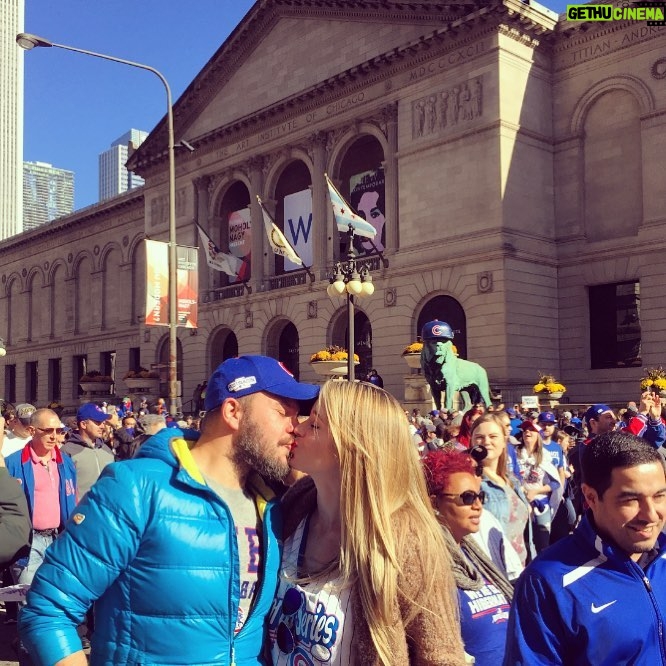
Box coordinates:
[325,173,377,239]
[196,224,243,278]
[256,196,303,266]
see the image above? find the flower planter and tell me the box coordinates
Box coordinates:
[79,381,114,394]
[124,378,161,393]
[402,353,422,369]
[310,360,358,377]
[547,391,564,400]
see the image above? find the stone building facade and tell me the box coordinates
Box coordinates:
[1,0,665,412]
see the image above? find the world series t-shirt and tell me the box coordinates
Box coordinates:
[458,579,510,666]
[204,476,260,633]
[269,517,356,665]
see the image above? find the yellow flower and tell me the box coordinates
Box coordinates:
[402,341,423,355]
[310,346,359,363]
[534,373,566,394]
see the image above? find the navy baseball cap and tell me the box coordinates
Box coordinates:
[77,402,112,423]
[584,404,615,426]
[538,411,556,424]
[204,355,320,413]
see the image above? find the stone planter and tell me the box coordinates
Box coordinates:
[310,360,358,377]
[402,353,421,369]
[79,381,114,394]
[547,391,564,400]
[124,377,161,394]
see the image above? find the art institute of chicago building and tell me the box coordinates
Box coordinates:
[1,0,665,412]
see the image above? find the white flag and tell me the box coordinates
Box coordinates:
[196,224,243,278]
[256,197,303,266]
[325,174,377,239]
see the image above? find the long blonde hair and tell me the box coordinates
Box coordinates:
[317,380,453,665]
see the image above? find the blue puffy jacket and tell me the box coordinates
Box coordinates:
[504,513,666,665]
[19,428,282,666]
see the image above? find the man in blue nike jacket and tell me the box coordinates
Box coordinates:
[505,431,666,665]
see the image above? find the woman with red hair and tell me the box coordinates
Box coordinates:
[422,449,514,666]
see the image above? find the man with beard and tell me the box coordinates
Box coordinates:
[19,356,319,666]
[504,431,666,665]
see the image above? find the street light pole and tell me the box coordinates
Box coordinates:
[326,225,375,381]
[17,32,179,415]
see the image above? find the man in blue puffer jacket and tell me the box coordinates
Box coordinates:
[19,356,319,666]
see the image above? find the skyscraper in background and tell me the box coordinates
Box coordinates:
[0,0,24,239]
[23,161,74,231]
[98,128,148,201]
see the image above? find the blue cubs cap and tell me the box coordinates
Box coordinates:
[77,402,112,423]
[421,320,454,341]
[538,411,556,424]
[584,404,615,426]
[204,355,320,413]
[505,408,517,417]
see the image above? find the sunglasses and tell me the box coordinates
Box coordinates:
[34,427,66,436]
[440,490,487,506]
[276,586,303,654]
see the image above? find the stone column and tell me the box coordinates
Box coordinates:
[309,132,328,276]
[193,176,211,295]
[381,102,399,251]
[247,157,265,291]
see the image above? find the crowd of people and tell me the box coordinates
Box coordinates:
[1,361,665,665]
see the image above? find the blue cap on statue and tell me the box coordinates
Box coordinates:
[421,320,454,340]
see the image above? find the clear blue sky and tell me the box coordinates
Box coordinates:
[22,0,570,210]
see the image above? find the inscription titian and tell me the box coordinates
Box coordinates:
[565,25,664,65]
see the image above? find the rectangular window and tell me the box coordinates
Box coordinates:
[73,354,87,397]
[129,347,141,372]
[25,361,38,404]
[48,358,62,402]
[5,365,16,404]
[589,281,641,369]
[100,351,116,380]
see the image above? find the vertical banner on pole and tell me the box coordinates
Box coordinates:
[177,246,198,328]
[144,240,198,328]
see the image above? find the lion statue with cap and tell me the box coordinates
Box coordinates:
[420,320,492,412]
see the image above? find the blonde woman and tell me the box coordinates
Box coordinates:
[271,380,465,666]
[470,413,532,566]
[516,421,562,553]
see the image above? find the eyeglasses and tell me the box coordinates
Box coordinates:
[34,427,66,436]
[276,586,303,654]
[440,490,487,506]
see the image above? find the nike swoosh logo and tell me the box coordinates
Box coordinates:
[591,600,617,614]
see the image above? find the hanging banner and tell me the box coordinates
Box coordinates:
[145,240,198,328]
[227,207,252,282]
[283,189,313,272]
[348,168,386,254]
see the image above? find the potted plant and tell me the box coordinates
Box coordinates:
[533,372,567,400]
[640,367,666,397]
[401,341,423,369]
[79,370,114,394]
[309,346,359,376]
[123,367,161,393]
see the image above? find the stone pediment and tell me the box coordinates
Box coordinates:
[131,0,486,168]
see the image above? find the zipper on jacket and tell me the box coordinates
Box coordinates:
[230,646,236,666]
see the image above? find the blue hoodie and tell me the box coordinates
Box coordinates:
[19,427,282,666]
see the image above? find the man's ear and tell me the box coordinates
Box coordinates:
[219,398,244,432]
[581,483,599,510]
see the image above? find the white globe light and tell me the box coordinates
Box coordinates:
[332,280,346,295]
[0,347,6,357]
[361,281,375,296]
[346,279,362,295]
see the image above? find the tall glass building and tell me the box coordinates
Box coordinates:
[98,129,148,201]
[0,0,24,239]
[23,161,74,231]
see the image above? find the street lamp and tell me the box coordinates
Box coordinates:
[0,338,6,358]
[326,225,375,381]
[17,32,179,415]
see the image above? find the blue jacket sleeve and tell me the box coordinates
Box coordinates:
[19,461,147,666]
[503,571,566,665]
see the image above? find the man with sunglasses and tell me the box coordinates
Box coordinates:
[62,403,115,499]
[5,408,77,590]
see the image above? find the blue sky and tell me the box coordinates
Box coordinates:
[22,0,570,210]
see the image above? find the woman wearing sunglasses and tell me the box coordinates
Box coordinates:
[422,449,514,666]
[272,380,465,665]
